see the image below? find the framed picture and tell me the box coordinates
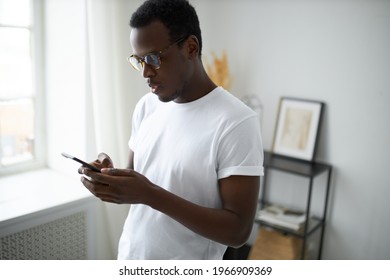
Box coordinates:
[272,97,324,161]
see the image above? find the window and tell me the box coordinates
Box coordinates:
[0,0,44,175]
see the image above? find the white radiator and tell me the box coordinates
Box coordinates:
[0,197,96,260]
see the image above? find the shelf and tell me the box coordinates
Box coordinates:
[264,151,331,177]
[255,151,333,259]
[255,216,323,238]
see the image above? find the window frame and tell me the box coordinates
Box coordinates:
[0,0,46,176]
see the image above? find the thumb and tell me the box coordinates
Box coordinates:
[98,152,114,168]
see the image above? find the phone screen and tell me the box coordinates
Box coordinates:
[61,152,101,173]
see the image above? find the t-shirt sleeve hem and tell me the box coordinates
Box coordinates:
[218,166,264,180]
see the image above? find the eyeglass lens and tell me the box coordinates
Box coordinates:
[129,54,160,71]
[144,54,160,68]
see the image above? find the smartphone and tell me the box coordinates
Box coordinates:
[61,152,101,173]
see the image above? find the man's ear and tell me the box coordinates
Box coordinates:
[186,35,199,59]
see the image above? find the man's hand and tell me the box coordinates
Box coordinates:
[80,167,156,205]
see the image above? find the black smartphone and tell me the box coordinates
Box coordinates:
[61,152,101,173]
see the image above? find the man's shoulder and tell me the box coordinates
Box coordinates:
[134,92,159,117]
[212,87,257,119]
[136,92,158,107]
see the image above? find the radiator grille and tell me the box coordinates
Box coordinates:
[0,212,87,260]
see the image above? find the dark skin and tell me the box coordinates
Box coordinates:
[80,20,260,248]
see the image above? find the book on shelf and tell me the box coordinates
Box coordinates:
[256,205,306,231]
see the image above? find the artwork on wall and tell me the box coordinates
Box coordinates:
[272,97,324,161]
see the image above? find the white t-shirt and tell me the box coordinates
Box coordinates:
[118,87,264,260]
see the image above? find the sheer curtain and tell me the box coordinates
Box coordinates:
[85,0,133,259]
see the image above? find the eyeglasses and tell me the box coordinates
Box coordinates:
[127,37,186,71]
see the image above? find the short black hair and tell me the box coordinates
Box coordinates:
[130,0,202,56]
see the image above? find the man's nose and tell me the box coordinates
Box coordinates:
[142,63,156,78]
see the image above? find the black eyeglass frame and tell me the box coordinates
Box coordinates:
[127,37,187,71]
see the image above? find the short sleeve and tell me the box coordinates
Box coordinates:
[217,115,264,179]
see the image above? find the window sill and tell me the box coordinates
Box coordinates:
[0,168,92,223]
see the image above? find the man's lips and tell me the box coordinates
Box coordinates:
[149,83,160,93]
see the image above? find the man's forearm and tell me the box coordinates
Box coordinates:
[146,184,255,247]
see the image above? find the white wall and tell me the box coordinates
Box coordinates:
[193,0,390,259]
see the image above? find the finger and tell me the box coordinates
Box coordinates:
[78,165,99,174]
[95,184,114,195]
[81,176,96,194]
[98,153,114,168]
[82,169,112,184]
[82,168,132,186]
[101,168,133,176]
[78,166,84,174]
[81,167,100,177]
[81,176,113,195]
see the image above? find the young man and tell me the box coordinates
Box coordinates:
[80,0,263,260]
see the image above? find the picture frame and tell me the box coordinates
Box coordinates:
[272,97,325,162]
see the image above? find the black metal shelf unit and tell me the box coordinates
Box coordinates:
[256,151,332,259]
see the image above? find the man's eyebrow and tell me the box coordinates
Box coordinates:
[133,48,159,58]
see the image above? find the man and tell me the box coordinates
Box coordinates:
[80,0,263,260]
